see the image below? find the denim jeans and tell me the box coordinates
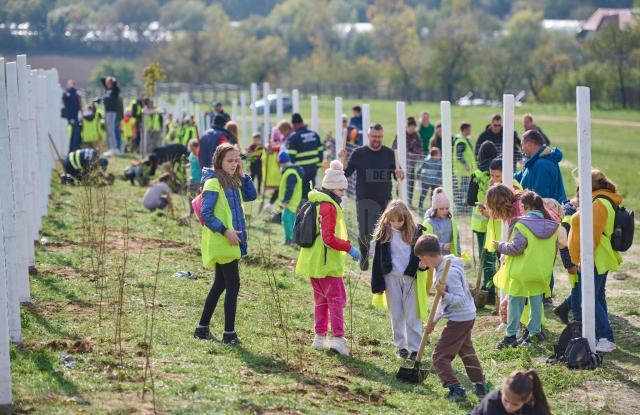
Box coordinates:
[570,267,614,342]
[507,295,543,337]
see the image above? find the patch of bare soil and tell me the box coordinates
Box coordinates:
[23,299,95,318]
[562,380,640,415]
[25,337,95,354]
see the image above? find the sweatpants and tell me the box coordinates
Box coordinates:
[356,199,388,262]
[384,274,422,352]
[507,295,543,337]
[432,319,484,388]
[198,260,240,332]
[105,111,117,150]
[281,208,296,240]
[311,277,346,337]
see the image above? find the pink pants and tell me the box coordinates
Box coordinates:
[311,277,347,337]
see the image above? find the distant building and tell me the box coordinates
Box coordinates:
[578,8,639,38]
[542,19,583,34]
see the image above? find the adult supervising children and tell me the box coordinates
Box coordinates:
[338,123,405,271]
[285,113,323,196]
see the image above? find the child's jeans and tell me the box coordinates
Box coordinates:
[507,295,543,337]
[311,277,346,337]
[570,268,614,342]
[281,208,296,240]
[432,319,484,387]
[384,273,422,352]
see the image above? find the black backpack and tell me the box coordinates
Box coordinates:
[548,321,582,363]
[293,201,319,248]
[595,195,634,252]
[564,337,602,370]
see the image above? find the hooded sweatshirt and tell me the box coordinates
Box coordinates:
[515,145,566,202]
[495,210,559,256]
[433,255,476,323]
[568,189,623,267]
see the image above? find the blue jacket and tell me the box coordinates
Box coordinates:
[515,146,567,202]
[201,168,257,256]
[198,126,236,169]
[62,88,81,121]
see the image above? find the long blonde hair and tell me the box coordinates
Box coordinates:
[372,200,416,244]
[212,143,242,189]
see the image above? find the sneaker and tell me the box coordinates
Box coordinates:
[328,336,350,356]
[543,297,553,306]
[398,348,409,359]
[473,383,488,398]
[311,334,328,350]
[517,329,530,344]
[554,299,571,325]
[359,257,369,271]
[496,335,518,349]
[521,332,545,347]
[193,326,216,341]
[409,351,418,361]
[595,338,617,353]
[446,384,466,401]
[221,331,242,346]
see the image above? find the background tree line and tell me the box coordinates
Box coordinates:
[2,0,639,107]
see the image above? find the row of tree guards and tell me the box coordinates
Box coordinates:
[0,54,69,408]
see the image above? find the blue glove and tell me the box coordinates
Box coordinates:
[348,247,361,261]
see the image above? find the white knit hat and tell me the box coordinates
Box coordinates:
[322,160,348,190]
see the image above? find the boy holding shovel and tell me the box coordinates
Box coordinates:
[414,235,487,401]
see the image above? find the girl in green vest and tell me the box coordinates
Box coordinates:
[296,160,360,356]
[195,143,257,345]
[423,188,460,256]
[276,151,305,245]
[493,191,558,349]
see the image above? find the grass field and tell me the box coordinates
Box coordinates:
[10,138,640,414]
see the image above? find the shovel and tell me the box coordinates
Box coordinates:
[472,248,488,309]
[396,259,451,384]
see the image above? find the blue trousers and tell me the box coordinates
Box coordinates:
[570,267,614,342]
[507,295,543,337]
[68,118,81,152]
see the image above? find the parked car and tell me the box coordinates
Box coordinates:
[252,94,292,114]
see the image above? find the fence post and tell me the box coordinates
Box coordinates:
[240,93,247,148]
[440,101,454,211]
[334,97,343,160]
[501,94,515,241]
[396,101,408,204]
[231,97,238,122]
[262,82,270,147]
[577,86,596,352]
[250,83,258,136]
[311,95,319,133]
[0,216,12,408]
[292,89,299,114]
[35,73,48,223]
[362,103,370,147]
[276,88,283,121]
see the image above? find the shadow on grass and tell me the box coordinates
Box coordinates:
[22,303,74,338]
[36,273,91,304]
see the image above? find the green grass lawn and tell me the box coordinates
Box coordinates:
[10,154,640,414]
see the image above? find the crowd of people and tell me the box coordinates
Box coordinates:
[61,86,626,410]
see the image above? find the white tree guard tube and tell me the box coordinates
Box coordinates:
[250,83,258,136]
[0,218,13,406]
[311,95,319,133]
[501,94,515,241]
[262,82,270,146]
[276,88,283,121]
[334,97,343,160]
[396,102,408,204]
[362,104,370,147]
[577,86,596,352]
[292,89,299,114]
[240,93,248,149]
[231,98,238,122]
[440,101,454,212]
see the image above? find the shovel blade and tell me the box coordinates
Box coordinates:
[396,365,428,383]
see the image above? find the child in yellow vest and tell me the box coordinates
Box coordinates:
[296,160,360,356]
[493,191,558,349]
[371,200,428,360]
[277,151,306,245]
[423,188,460,256]
[195,143,257,345]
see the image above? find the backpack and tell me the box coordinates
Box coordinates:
[548,320,582,363]
[594,195,634,252]
[564,337,602,370]
[293,201,319,248]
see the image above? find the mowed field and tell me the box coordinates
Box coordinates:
[9,100,640,414]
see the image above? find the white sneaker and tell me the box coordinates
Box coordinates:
[311,334,328,350]
[328,336,350,356]
[596,338,617,353]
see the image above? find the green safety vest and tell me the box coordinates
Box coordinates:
[278,167,303,213]
[561,213,579,288]
[121,117,136,140]
[128,100,142,117]
[422,218,460,256]
[493,221,557,297]
[470,170,491,233]
[452,136,476,178]
[201,178,242,268]
[296,190,348,278]
[69,150,83,171]
[594,197,622,275]
[262,150,282,188]
[484,179,522,252]
[82,117,101,144]
[146,113,162,132]
[180,126,198,145]
[165,121,177,143]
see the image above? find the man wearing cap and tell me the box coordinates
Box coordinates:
[199,114,236,169]
[209,101,230,127]
[285,113,323,197]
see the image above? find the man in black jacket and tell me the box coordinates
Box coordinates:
[101,76,120,154]
[475,114,521,163]
[62,80,82,152]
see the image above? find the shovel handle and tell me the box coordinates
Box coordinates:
[415,259,451,363]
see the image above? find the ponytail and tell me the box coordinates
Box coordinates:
[505,370,551,415]
[520,191,552,220]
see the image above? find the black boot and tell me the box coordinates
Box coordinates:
[194,326,216,341]
[554,298,571,325]
[222,331,242,346]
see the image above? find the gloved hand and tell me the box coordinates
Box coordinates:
[348,246,361,261]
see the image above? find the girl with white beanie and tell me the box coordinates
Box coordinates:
[423,187,461,256]
[296,160,360,356]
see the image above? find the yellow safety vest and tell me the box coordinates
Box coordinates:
[121,117,136,140]
[69,150,83,171]
[485,179,522,252]
[422,218,460,256]
[262,150,282,188]
[296,190,348,278]
[594,197,622,275]
[493,221,557,297]
[470,170,491,233]
[201,178,242,268]
[82,117,101,144]
[278,167,303,213]
[146,113,162,132]
[452,136,476,178]
[180,126,198,145]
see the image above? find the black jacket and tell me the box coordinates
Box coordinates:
[470,389,539,415]
[101,78,120,112]
[475,125,521,160]
[62,88,81,120]
[371,225,424,294]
